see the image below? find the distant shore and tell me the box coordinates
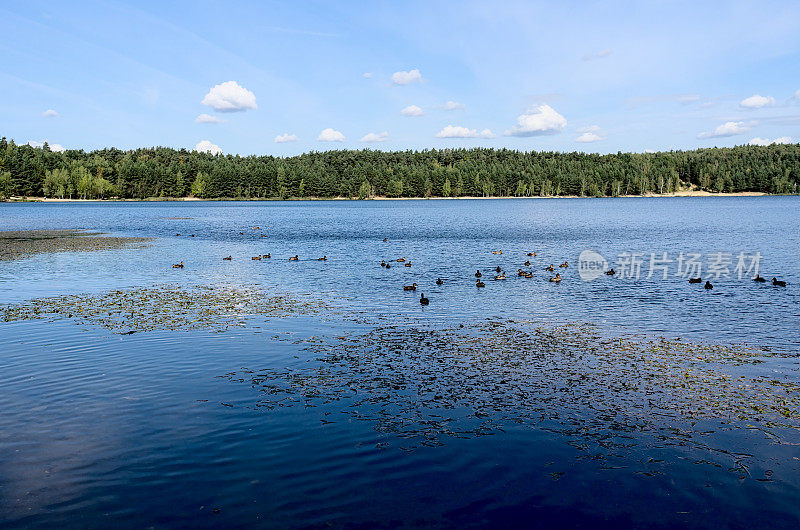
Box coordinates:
[1,190,776,203]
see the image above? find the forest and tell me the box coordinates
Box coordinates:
[0,136,798,200]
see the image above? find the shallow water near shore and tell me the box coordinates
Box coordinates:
[1,197,799,528]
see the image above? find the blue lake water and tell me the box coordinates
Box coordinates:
[1,197,799,528]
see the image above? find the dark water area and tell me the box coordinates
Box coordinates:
[1,197,799,528]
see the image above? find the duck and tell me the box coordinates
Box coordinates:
[475,270,482,278]
[260,234,267,238]
[176,233,181,236]
[263,253,271,259]
[172,261,184,268]
[517,269,526,277]
[289,255,299,261]
[403,283,418,291]
[753,275,766,282]
[381,260,387,267]
[476,279,486,288]
[405,262,412,267]
[383,238,388,242]
[527,252,538,257]
[704,281,713,290]
[386,263,392,269]
[436,278,443,285]
[523,272,533,278]
[419,293,429,305]
[397,257,405,262]
[494,273,506,280]
[773,277,787,287]
[549,273,562,283]
[251,256,262,261]
[545,265,555,272]
[492,250,503,255]
[223,256,232,261]
[252,226,260,230]
[239,232,244,235]
[524,260,531,266]
[559,261,569,268]
[606,268,615,276]
[317,256,327,261]
[495,266,502,273]
[688,277,702,284]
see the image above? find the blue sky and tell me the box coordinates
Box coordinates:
[2,0,799,155]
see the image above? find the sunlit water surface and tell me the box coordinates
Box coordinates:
[1,198,799,528]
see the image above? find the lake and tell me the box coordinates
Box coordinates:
[1,197,799,528]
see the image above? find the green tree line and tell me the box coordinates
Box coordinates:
[0,136,798,200]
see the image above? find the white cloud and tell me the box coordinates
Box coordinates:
[41,109,58,118]
[194,140,222,155]
[697,121,750,139]
[361,132,389,143]
[28,140,65,152]
[400,104,424,117]
[201,81,257,112]
[575,132,603,143]
[645,149,657,153]
[274,133,298,143]
[748,136,793,146]
[581,49,612,61]
[391,69,423,85]
[318,128,345,142]
[195,113,224,124]
[436,125,495,139]
[362,72,373,78]
[443,100,465,111]
[575,126,605,143]
[505,104,567,137]
[740,94,775,109]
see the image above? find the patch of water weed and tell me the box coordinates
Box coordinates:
[2,284,329,332]
[0,229,151,261]
[222,320,800,459]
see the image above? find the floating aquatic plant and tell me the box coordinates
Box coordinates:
[0,229,151,261]
[1,284,329,333]
[222,320,800,454]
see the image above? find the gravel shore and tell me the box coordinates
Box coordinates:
[0,230,151,261]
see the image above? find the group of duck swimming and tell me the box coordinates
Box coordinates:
[686,274,787,289]
[172,254,325,268]
[220,254,327,262]
[475,252,568,285]
[382,259,430,304]
[383,251,576,303]
[171,240,789,303]
[381,248,790,302]
[380,258,413,269]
